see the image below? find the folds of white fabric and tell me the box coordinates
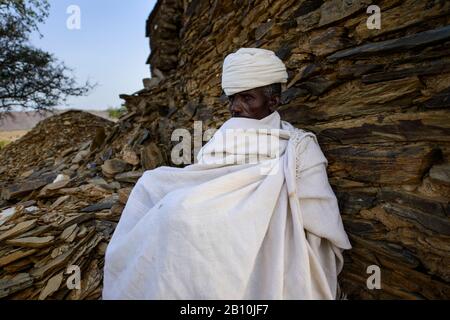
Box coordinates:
[102,111,352,300]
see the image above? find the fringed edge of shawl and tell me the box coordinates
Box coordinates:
[336,281,348,300]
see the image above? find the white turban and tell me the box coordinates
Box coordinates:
[221,47,288,96]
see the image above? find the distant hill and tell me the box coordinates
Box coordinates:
[0,109,115,131]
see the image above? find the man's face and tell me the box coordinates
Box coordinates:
[227,87,277,120]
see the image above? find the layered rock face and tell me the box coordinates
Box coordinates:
[127,0,450,299]
[0,0,449,299]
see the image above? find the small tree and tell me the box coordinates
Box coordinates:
[0,0,95,119]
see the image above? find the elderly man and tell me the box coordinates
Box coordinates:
[103,48,352,300]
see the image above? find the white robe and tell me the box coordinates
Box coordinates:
[102,111,352,299]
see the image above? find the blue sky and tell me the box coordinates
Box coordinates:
[29,0,158,111]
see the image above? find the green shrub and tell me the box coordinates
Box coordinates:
[107,105,127,119]
[0,140,10,150]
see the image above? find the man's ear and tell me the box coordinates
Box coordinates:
[268,95,280,111]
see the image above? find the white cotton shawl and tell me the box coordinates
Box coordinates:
[102,111,352,300]
[221,47,288,96]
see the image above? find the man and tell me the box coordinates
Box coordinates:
[102,47,352,300]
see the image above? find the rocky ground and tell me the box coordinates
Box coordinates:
[0,110,139,299]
